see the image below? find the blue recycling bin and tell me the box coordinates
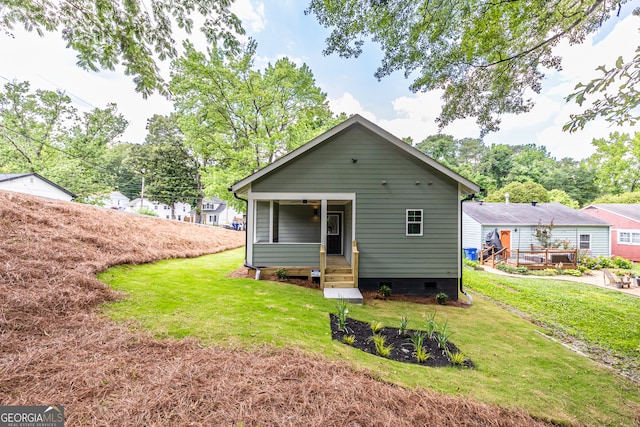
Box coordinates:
[464,247,477,261]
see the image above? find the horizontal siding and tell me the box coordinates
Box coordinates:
[252,125,461,278]
[462,213,481,249]
[480,225,609,256]
[278,205,321,243]
[253,243,321,266]
[255,201,270,242]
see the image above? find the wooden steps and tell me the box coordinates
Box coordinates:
[324,266,355,288]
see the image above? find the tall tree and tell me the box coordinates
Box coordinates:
[479,144,514,189]
[129,114,201,219]
[0,0,244,97]
[171,40,337,209]
[0,80,75,172]
[586,131,640,194]
[306,0,632,134]
[485,182,550,203]
[506,144,556,185]
[415,134,458,168]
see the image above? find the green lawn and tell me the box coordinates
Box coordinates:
[99,248,640,426]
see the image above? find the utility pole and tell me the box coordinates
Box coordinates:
[140,176,145,211]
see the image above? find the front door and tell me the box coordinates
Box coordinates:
[326,212,342,255]
[500,230,511,257]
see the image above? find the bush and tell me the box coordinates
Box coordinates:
[275,267,288,280]
[378,284,391,298]
[612,256,633,269]
[436,292,448,305]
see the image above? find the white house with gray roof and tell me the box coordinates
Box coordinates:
[0,173,75,201]
[463,201,611,257]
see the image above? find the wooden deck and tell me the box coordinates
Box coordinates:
[480,246,578,270]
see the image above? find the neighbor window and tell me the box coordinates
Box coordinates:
[619,231,640,245]
[579,234,591,250]
[406,209,423,236]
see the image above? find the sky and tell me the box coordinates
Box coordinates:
[0,1,638,161]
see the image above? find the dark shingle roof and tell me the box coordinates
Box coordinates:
[585,204,640,222]
[463,202,610,226]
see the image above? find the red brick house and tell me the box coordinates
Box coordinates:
[581,204,640,262]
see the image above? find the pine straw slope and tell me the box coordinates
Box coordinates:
[0,191,553,426]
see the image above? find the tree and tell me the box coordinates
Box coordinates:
[0,80,75,172]
[130,114,201,219]
[592,191,640,203]
[0,0,244,97]
[171,40,338,209]
[478,144,514,189]
[506,144,557,185]
[485,182,550,204]
[539,158,600,207]
[565,39,640,132]
[586,132,640,195]
[0,80,130,200]
[415,134,458,168]
[306,0,630,134]
[548,189,580,209]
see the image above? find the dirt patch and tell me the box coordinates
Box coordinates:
[0,191,556,426]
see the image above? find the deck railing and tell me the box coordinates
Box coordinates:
[352,240,359,286]
[480,245,578,269]
[319,244,326,289]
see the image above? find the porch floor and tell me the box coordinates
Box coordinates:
[326,255,349,267]
[323,287,363,305]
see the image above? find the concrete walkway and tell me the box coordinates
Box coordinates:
[481,266,640,297]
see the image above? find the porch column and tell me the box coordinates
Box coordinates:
[320,199,327,247]
[246,197,255,265]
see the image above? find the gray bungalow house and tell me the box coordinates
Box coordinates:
[463,202,611,257]
[230,115,479,301]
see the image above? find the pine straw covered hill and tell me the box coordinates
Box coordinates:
[0,191,553,426]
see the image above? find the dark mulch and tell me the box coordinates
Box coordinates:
[361,290,472,307]
[330,314,474,368]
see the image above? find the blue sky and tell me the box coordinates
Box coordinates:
[1,0,638,161]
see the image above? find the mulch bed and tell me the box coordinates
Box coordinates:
[330,314,474,368]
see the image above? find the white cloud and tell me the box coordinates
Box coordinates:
[328,92,377,122]
[231,0,267,33]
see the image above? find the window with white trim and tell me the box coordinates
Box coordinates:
[406,209,423,236]
[579,234,591,250]
[618,230,640,245]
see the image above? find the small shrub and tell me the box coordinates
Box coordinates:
[436,321,454,351]
[275,267,288,280]
[436,292,448,305]
[399,315,409,336]
[371,334,393,358]
[378,284,392,298]
[342,334,355,345]
[335,299,349,331]
[137,207,159,217]
[464,259,479,268]
[415,346,431,363]
[448,350,467,366]
[563,269,582,277]
[409,331,425,350]
[612,256,633,269]
[424,312,438,339]
[370,320,384,333]
[515,266,529,275]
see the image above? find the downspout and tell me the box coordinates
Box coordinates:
[460,193,476,305]
[231,189,262,279]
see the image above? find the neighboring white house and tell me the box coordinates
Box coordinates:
[201,197,243,227]
[0,173,76,201]
[127,197,192,221]
[99,191,130,211]
[462,201,611,257]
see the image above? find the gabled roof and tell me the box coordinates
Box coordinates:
[463,202,610,226]
[582,204,640,223]
[230,114,480,195]
[0,172,76,198]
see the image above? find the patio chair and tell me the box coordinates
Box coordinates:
[603,268,631,288]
